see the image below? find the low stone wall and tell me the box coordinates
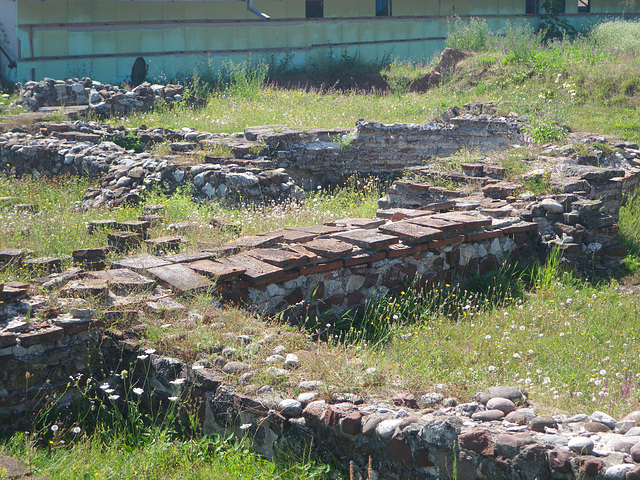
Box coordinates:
[0,292,100,431]
[16,78,188,116]
[275,106,526,188]
[0,121,303,207]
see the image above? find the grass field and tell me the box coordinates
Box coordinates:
[3,17,640,480]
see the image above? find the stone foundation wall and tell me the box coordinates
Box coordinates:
[0,122,303,207]
[0,302,100,433]
[275,110,526,188]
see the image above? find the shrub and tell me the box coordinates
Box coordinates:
[445,17,491,52]
[590,19,640,54]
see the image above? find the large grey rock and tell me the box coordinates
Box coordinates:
[567,436,594,455]
[604,464,634,479]
[417,393,444,408]
[278,399,302,418]
[486,397,516,414]
[376,419,403,439]
[592,411,617,429]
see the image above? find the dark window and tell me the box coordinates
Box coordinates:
[376,0,392,17]
[578,0,590,13]
[306,0,323,18]
[526,0,539,14]
[528,0,567,14]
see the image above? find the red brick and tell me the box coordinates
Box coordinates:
[324,218,385,229]
[247,248,312,269]
[428,235,465,249]
[379,222,443,244]
[465,230,503,242]
[187,259,246,281]
[19,326,64,347]
[344,251,387,267]
[219,254,283,283]
[331,229,399,250]
[252,271,300,287]
[302,239,353,259]
[500,222,538,234]
[431,212,492,229]
[300,260,344,276]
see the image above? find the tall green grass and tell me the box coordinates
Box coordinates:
[591,19,640,53]
[107,19,640,141]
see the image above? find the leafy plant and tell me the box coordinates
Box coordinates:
[539,0,577,41]
[216,58,269,99]
[445,16,491,52]
[110,132,144,153]
[524,118,568,143]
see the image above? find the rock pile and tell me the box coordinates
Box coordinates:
[16,77,187,115]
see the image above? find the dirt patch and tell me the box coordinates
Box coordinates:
[269,48,469,94]
[408,48,469,92]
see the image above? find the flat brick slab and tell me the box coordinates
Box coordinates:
[284,244,320,263]
[187,259,246,281]
[86,219,116,234]
[301,238,353,259]
[288,225,345,236]
[330,229,399,250]
[500,222,539,234]
[111,254,171,272]
[246,248,312,269]
[145,236,183,251]
[227,234,284,250]
[107,231,143,249]
[165,251,214,263]
[378,222,444,244]
[72,247,109,260]
[24,256,63,273]
[465,230,504,242]
[19,326,64,347]
[0,286,27,302]
[431,212,492,229]
[324,218,386,229]
[84,268,156,291]
[266,229,320,244]
[406,215,465,233]
[424,200,456,212]
[61,279,108,298]
[219,254,283,283]
[116,220,151,232]
[147,264,214,295]
[376,208,431,220]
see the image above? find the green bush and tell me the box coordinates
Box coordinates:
[590,19,640,54]
[445,17,491,52]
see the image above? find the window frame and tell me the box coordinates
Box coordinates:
[305,0,324,19]
[578,0,590,13]
[376,0,392,17]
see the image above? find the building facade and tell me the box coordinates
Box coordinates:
[0,0,638,84]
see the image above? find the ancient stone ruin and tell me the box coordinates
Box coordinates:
[3,101,640,479]
[15,77,191,116]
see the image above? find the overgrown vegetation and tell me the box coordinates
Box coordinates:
[110,18,640,143]
[4,16,640,479]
